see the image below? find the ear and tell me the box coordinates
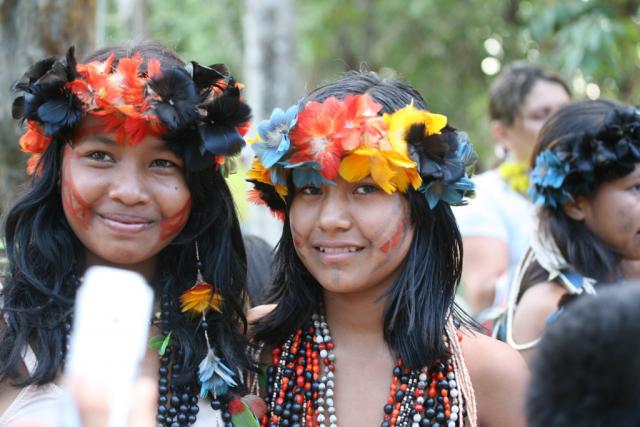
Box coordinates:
[490,120,512,152]
[562,196,589,221]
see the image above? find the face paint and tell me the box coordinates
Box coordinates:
[61,145,92,230]
[160,197,192,242]
[379,217,409,254]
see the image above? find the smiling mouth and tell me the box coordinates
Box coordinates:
[98,214,154,233]
[316,246,363,254]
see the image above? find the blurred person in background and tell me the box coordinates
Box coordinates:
[496,100,640,365]
[455,62,570,319]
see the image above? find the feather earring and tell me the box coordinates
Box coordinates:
[179,241,237,422]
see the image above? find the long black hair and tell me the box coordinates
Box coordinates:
[1,41,251,386]
[252,72,471,370]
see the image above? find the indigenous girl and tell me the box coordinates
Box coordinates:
[0,42,262,426]
[246,72,528,427]
[496,100,640,364]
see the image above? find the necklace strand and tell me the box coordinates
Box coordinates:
[262,311,465,427]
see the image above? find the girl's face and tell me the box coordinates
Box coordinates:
[61,123,191,274]
[577,163,640,261]
[289,176,414,297]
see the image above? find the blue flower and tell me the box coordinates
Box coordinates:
[529,150,571,208]
[252,104,299,168]
[289,161,335,188]
[419,175,475,209]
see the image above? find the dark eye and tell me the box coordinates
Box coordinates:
[87,151,113,162]
[354,184,378,195]
[300,185,321,195]
[151,159,179,169]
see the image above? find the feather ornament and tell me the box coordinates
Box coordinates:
[180,281,223,316]
[198,348,238,399]
[228,397,260,427]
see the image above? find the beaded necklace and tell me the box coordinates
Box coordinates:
[261,311,466,427]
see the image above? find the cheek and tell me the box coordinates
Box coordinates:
[61,148,92,230]
[289,202,313,250]
[159,194,192,242]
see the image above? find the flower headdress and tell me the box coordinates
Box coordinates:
[12,46,251,174]
[530,106,640,209]
[247,93,475,218]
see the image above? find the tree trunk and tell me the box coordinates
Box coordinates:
[242,0,298,245]
[0,0,96,215]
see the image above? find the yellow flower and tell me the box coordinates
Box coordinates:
[339,146,422,194]
[246,157,288,198]
[383,102,447,154]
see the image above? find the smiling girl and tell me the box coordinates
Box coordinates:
[246,72,528,427]
[0,42,258,426]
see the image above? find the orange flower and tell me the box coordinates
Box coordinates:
[335,94,384,150]
[19,121,52,154]
[180,282,223,316]
[288,97,347,179]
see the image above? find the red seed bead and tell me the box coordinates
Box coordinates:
[415,404,424,413]
[441,389,448,397]
[428,387,437,398]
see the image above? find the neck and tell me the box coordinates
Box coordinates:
[83,252,158,283]
[322,288,387,346]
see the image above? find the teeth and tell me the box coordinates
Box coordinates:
[319,247,359,254]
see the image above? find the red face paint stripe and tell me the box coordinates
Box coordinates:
[160,198,192,242]
[380,218,408,254]
[62,147,92,230]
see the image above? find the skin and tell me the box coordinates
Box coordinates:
[11,377,157,427]
[255,175,528,427]
[513,163,640,366]
[463,79,570,314]
[61,121,191,280]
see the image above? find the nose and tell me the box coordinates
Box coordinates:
[318,190,352,233]
[108,161,150,206]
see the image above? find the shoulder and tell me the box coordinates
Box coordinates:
[247,304,276,325]
[460,330,528,427]
[461,329,528,384]
[510,281,566,364]
[513,281,567,338]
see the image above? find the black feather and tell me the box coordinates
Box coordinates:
[149,67,199,131]
[190,61,228,92]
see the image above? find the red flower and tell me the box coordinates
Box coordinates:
[19,121,52,154]
[288,96,347,179]
[336,94,384,150]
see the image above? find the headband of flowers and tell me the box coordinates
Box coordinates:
[246,93,476,218]
[12,46,251,175]
[530,106,640,209]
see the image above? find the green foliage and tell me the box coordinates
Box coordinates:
[101,0,640,168]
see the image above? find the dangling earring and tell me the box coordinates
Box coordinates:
[178,241,236,408]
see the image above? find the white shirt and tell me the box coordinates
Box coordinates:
[453,169,534,306]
